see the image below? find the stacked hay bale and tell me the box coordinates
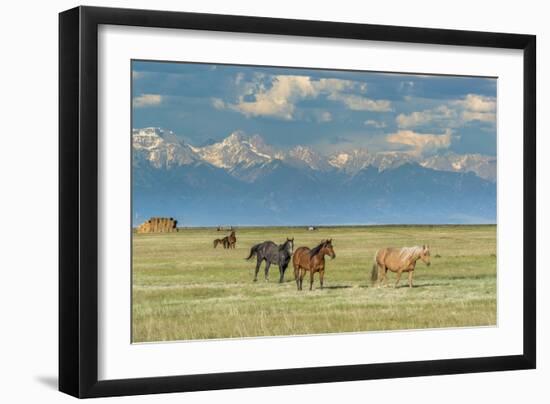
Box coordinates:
[136,217,178,233]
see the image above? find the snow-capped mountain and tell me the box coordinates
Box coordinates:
[132,128,496,181]
[328,150,420,173]
[190,131,274,169]
[132,127,199,168]
[420,153,496,182]
[132,128,496,225]
[328,148,371,172]
[287,145,331,171]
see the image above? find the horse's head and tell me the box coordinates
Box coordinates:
[286,237,294,254]
[322,239,336,259]
[420,244,431,266]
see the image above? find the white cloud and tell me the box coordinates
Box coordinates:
[396,94,496,129]
[211,98,226,110]
[456,94,496,112]
[328,93,392,112]
[217,74,390,120]
[316,111,333,123]
[396,105,456,128]
[364,119,387,128]
[132,93,162,108]
[399,81,415,91]
[452,94,496,123]
[229,75,320,119]
[462,110,496,122]
[386,129,453,155]
[234,72,245,85]
[132,71,144,80]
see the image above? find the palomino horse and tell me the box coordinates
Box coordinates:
[246,238,294,283]
[227,231,237,249]
[293,239,336,291]
[371,245,431,288]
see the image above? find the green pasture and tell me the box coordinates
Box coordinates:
[132,225,497,342]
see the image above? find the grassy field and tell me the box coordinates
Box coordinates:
[132,225,496,343]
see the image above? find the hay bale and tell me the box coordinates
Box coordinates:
[136,217,177,233]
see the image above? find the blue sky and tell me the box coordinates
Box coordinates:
[132,60,497,156]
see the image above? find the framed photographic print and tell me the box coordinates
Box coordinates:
[59,6,536,398]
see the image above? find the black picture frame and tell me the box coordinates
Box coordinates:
[59,5,536,398]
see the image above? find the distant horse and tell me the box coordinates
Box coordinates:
[293,239,336,291]
[246,238,294,283]
[227,231,237,249]
[371,245,431,288]
[213,237,229,249]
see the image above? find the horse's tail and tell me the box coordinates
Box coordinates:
[245,244,260,260]
[371,249,381,284]
[371,263,378,284]
[213,239,219,248]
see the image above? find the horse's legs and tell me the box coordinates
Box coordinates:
[278,264,284,283]
[299,269,306,291]
[264,261,271,281]
[319,270,324,290]
[408,270,414,288]
[394,271,402,288]
[253,257,262,282]
[309,271,314,291]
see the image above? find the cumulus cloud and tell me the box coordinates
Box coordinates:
[386,129,453,155]
[453,94,496,123]
[453,94,497,123]
[461,110,496,122]
[396,94,496,129]
[216,74,391,120]
[456,94,496,112]
[132,93,162,108]
[396,105,456,128]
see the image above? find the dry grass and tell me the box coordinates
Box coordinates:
[132,225,496,342]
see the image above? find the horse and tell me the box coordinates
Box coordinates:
[293,239,336,291]
[246,238,294,283]
[371,245,431,288]
[213,237,229,249]
[227,231,237,249]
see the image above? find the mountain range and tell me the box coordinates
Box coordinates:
[132,127,497,226]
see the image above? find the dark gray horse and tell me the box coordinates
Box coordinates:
[246,238,294,283]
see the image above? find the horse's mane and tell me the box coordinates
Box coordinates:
[398,246,424,261]
[309,240,328,257]
[279,239,291,251]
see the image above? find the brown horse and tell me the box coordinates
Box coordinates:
[227,231,237,249]
[293,239,336,291]
[371,245,431,288]
[213,237,229,249]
